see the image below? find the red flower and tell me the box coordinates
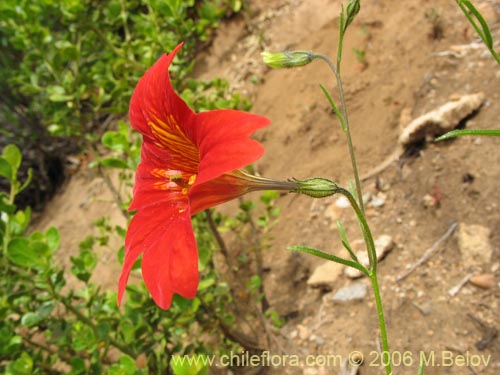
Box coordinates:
[118,43,289,309]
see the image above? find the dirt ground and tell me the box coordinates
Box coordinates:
[34,0,500,374]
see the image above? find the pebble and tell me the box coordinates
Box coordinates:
[457,223,493,267]
[469,274,496,289]
[370,194,386,208]
[344,235,395,278]
[332,283,368,302]
[297,324,309,340]
[307,261,343,287]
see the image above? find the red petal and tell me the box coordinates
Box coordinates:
[189,173,250,215]
[192,110,270,185]
[129,43,199,172]
[118,199,198,309]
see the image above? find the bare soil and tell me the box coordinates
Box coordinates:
[34,0,500,374]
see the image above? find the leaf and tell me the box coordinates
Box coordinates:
[6,237,50,268]
[0,193,16,215]
[101,157,129,169]
[6,352,33,375]
[337,220,358,262]
[21,312,43,328]
[46,227,61,253]
[102,131,129,152]
[6,238,35,267]
[2,144,22,172]
[289,245,369,275]
[436,129,500,141]
[0,157,13,181]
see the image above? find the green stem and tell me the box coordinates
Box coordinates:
[370,272,392,375]
[336,187,391,374]
[336,188,376,268]
[313,54,365,213]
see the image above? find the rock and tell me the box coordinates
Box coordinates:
[469,274,496,289]
[370,193,386,208]
[332,283,368,302]
[344,235,395,278]
[307,261,343,287]
[297,324,309,340]
[324,203,344,221]
[398,93,485,146]
[422,194,437,208]
[457,223,492,267]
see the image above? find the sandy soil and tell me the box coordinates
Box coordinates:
[34,1,500,374]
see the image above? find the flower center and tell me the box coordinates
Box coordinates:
[151,168,197,195]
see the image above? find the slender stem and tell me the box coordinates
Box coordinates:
[336,188,376,269]
[313,54,365,213]
[370,272,392,375]
[336,187,391,374]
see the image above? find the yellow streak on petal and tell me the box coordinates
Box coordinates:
[178,208,186,213]
[153,181,167,190]
[188,174,197,185]
[148,115,199,172]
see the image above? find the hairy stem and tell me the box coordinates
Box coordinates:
[313,54,365,213]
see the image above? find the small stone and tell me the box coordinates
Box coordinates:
[413,301,432,316]
[307,261,343,287]
[491,262,500,273]
[457,223,492,267]
[370,194,386,208]
[289,330,298,339]
[297,324,309,340]
[344,235,395,278]
[335,195,350,208]
[332,283,368,302]
[422,194,436,208]
[469,274,496,289]
[324,203,343,221]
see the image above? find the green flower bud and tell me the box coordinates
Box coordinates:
[291,177,338,198]
[261,50,314,69]
[344,0,361,31]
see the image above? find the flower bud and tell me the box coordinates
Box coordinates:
[291,177,338,198]
[344,0,361,31]
[261,50,314,69]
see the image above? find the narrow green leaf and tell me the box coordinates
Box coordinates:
[418,355,425,375]
[436,128,500,141]
[337,220,358,262]
[319,84,347,132]
[289,245,369,275]
[462,0,493,48]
